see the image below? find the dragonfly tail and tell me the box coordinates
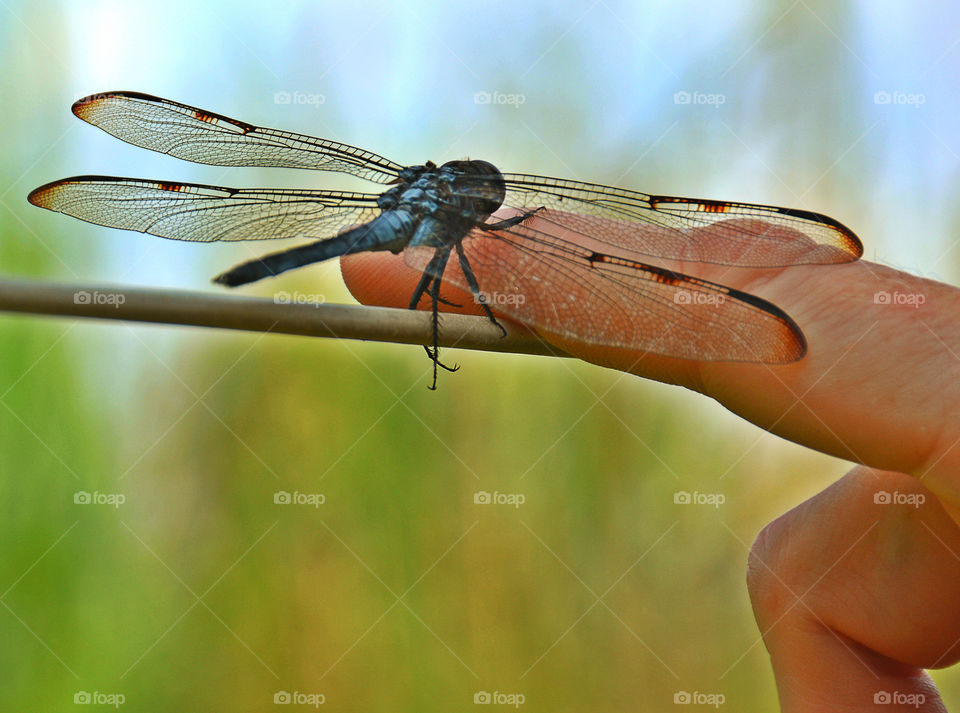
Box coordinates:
[213,222,398,287]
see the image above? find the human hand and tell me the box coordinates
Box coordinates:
[340,216,960,711]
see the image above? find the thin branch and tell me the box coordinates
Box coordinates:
[0,277,570,358]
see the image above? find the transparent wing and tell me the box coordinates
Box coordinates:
[71,91,405,183]
[405,220,805,363]
[497,173,863,268]
[28,176,382,242]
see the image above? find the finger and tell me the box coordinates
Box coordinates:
[748,466,960,710]
[340,237,960,516]
[341,251,473,314]
[546,259,960,520]
[339,251,537,342]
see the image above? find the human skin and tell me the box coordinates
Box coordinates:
[338,223,960,711]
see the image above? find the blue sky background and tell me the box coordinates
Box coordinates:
[6,0,960,287]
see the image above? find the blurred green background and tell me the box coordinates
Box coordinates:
[2,1,959,710]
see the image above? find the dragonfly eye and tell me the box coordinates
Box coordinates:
[440,159,506,216]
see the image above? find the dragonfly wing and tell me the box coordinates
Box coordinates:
[28,176,382,242]
[405,222,805,363]
[71,92,404,183]
[500,173,862,267]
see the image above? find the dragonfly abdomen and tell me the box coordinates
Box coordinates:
[214,210,417,287]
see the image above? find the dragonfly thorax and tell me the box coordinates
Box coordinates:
[380,159,506,231]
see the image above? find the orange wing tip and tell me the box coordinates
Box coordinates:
[27,181,64,209]
[724,284,807,363]
[71,92,119,119]
[71,90,153,119]
[775,206,864,260]
[778,329,807,363]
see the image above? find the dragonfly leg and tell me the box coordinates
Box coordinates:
[454,242,507,338]
[426,270,460,389]
[483,207,543,231]
[408,268,433,310]
[436,294,462,308]
[407,271,460,309]
[410,249,459,389]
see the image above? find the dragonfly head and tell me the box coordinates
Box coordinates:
[440,159,506,217]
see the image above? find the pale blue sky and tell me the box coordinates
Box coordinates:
[4,0,960,287]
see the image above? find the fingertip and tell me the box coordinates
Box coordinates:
[339,253,488,317]
[339,252,419,309]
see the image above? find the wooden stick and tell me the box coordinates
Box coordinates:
[0,277,570,358]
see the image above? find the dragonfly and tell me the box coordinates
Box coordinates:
[29,92,863,388]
